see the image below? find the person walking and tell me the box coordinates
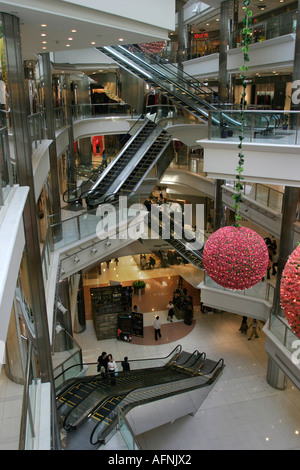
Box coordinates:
[153,315,162,341]
[107,354,117,385]
[248,319,260,341]
[122,356,130,371]
[167,300,174,322]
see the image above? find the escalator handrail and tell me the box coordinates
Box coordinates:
[62,114,147,203]
[84,118,157,200]
[86,127,172,204]
[194,357,225,377]
[101,45,213,121]
[173,349,202,366]
[124,44,216,98]
[55,344,182,394]
[62,347,183,432]
[90,355,225,446]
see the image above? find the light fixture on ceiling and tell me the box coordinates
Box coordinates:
[118,38,124,42]
[71,29,77,32]
[91,246,97,254]
[91,41,96,45]
[73,255,80,263]
[41,24,47,27]
[41,33,46,37]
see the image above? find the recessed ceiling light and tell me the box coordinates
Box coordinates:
[216,18,219,21]
[68,37,73,41]
[66,44,71,47]
[71,29,77,33]
[41,24,47,27]
[206,23,210,26]
[42,47,47,50]
[42,41,47,44]
[41,33,46,37]
[118,38,124,41]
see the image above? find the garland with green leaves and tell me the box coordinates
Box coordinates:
[232,0,252,227]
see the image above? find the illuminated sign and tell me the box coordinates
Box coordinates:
[194,32,209,39]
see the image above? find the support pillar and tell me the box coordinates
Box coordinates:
[1,13,54,382]
[219,0,230,103]
[41,53,62,241]
[177,1,188,71]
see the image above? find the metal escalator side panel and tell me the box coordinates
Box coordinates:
[86,119,155,197]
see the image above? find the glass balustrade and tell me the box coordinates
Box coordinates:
[269,311,299,356]
[207,110,300,145]
[204,272,274,303]
[0,124,13,205]
[28,111,46,149]
[224,180,284,212]
[71,103,133,120]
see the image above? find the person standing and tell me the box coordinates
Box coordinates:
[239,316,248,335]
[248,319,260,341]
[102,149,107,167]
[122,356,130,371]
[97,351,108,381]
[167,300,174,322]
[153,315,162,341]
[107,354,117,385]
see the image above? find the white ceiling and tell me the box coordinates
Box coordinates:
[0,2,171,60]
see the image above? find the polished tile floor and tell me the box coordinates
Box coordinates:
[1,258,300,450]
[76,309,300,451]
[77,256,300,450]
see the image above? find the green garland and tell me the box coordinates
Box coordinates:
[232,0,252,227]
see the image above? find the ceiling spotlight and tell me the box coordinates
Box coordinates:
[91,247,97,254]
[73,255,80,263]
[57,300,68,314]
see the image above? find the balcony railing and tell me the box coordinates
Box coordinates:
[204,272,274,304]
[71,102,133,121]
[0,121,13,206]
[207,109,300,145]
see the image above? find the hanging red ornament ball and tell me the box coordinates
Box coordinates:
[280,244,300,338]
[203,226,269,290]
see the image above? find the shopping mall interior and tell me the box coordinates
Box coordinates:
[0,0,300,451]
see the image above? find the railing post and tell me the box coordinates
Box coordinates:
[208,110,212,140]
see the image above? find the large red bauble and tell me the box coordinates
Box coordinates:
[203,226,269,290]
[280,245,300,338]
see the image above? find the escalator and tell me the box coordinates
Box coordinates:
[85,119,173,208]
[146,206,205,270]
[98,44,215,124]
[56,345,224,450]
[97,44,275,134]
